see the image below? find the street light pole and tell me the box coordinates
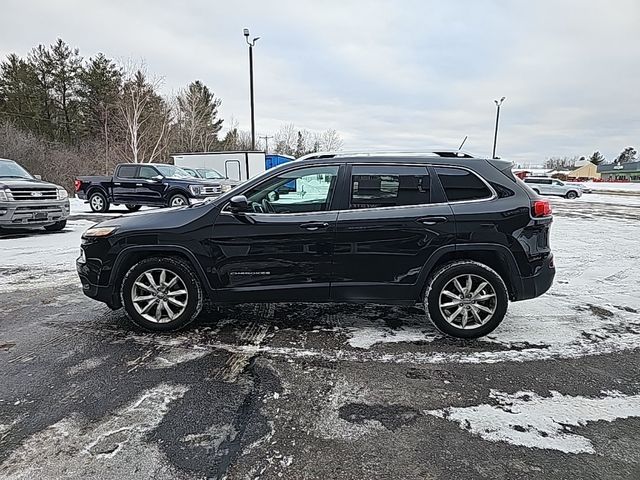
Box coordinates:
[492,96,505,159]
[243,28,260,151]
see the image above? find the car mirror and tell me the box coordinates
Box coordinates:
[267,191,279,202]
[229,195,250,213]
[151,175,164,182]
[34,174,42,180]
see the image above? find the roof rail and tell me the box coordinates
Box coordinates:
[296,150,477,161]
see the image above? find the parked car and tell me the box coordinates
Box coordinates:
[75,163,228,213]
[77,151,555,339]
[0,158,69,231]
[523,177,582,199]
[180,166,239,191]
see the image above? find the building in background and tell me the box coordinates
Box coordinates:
[568,162,600,181]
[597,161,640,182]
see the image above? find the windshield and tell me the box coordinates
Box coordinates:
[0,160,33,179]
[156,165,192,179]
[197,168,225,179]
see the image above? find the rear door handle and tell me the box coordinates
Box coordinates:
[135,183,143,187]
[417,216,448,226]
[300,221,330,231]
[113,182,121,186]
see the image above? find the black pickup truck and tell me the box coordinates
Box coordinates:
[75,163,230,212]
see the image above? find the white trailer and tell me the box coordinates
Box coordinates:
[172,151,267,182]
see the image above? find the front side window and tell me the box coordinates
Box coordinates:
[138,166,159,179]
[435,167,493,202]
[350,165,430,209]
[242,165,339,213]
[155,165,192,178]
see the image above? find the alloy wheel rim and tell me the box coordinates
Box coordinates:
[171,197,186,206]
[91,196,103,210]
[131,268,188,323]
[439,274,497,330]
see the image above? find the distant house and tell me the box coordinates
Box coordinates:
[597,161,640,182]
[568,162,600,180]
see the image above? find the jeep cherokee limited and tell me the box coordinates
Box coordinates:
[77,151,555,338]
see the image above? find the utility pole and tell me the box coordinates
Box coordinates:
[259,135,273,153]
[243,28,260,150]
[492,97,505,159]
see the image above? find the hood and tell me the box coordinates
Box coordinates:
[90,202,216,234]
[0,178,62,189]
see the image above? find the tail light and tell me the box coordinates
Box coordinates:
[74,179,82,192]
[532,200,552,217]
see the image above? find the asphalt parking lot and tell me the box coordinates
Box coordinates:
[1,196,639,479]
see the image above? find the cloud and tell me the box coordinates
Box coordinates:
[1,0,639,164]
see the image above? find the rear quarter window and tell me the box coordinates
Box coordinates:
[435,167,493,202]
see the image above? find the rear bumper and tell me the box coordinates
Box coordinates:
[514,254,556,301]
[0,199,70,228]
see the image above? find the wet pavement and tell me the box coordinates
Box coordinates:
[1,197,639,479]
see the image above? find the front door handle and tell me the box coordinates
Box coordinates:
[135,183,143,187]
[113,182,121,186]
[300,221,330,231]
[417,216,448,226]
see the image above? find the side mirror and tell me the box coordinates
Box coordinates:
[267,191,279,202]
[229,195,249,213]
[34,174,42,180]
[151,175,164,182]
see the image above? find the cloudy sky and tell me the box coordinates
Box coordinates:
[2,0,639,164]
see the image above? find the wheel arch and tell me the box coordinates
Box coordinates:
[110,245,213,302]
[417,244,523,302]
[166,188,191,205]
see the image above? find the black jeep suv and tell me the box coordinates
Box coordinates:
[77,152,555,338]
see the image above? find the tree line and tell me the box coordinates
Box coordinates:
[543,147,637,170]
[0,38,343,189]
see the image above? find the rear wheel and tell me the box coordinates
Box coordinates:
[424,260,508,339]
[126,204,142,212]
[89,191,110,213]
[44,220,67,232]
[565,190,578,199]
[121,256,203,332]
[168,194,188,207]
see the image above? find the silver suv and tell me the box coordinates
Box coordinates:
[523,176,582,199]
[0,158,70,231]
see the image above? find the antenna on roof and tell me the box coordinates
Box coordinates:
[457,136,468,156]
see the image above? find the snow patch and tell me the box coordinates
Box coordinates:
[426,390,640,454]
[347,326,438,349]
[0,383,189,479]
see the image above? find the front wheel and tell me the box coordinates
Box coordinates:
[565,190,578,199]
[424,260,508,339]
[121,256,203,332]
[168,194,189,207]
[126,204,142,212]
[89,191,110,213]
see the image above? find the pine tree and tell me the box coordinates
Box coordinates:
[615,147,637,164]
[176,80,223,152]
[588,151,605,165]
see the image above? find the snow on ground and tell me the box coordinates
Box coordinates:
[426,389,640,454]
[583,182,640,193]
[69,197,155,215]
[0,220,93,293]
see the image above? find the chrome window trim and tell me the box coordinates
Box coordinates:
[220,161,497,217]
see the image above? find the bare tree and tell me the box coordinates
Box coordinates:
[115,65,171,163]
[316,128,343,151]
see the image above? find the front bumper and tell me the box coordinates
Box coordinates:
[515,254,556,301]
[77,259,121,309]
[0,199,70,228]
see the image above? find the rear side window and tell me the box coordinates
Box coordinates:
[525,178,551,185]
[117,165,137,178]
[435,167,492,202]
[350,165,430,209]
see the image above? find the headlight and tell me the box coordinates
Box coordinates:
[57,188,69,200]
[83,226,118,238]
[221,184,232,193]
[0,190,8,201]
[189,185,202,196]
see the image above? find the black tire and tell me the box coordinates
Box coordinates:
[126,204,142,212]
[121,256,203,332]
[44,220,67,232]
[168,193,189,208]
[565,190,578,199]
[424,260,508,339]
[89,191,110,213]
